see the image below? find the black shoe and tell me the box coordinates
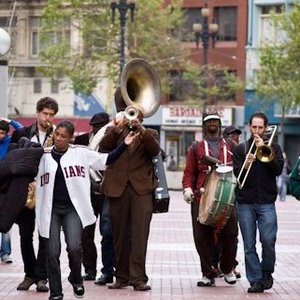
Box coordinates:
[247,281,265,293]
[94,274,113,285]
[82,273,96,281]
[262,272,273,290]
[49,295,63,300]
[72,284,85,298]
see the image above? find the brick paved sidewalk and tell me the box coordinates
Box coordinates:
[1,191,300,300]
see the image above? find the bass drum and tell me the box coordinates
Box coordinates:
[198,166,236,229]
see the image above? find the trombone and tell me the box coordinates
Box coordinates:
[237,125,277,189]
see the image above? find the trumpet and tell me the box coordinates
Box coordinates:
[237,125,277,189]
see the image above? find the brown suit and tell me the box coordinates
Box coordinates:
[100,126,159,197]
[99,124,160,287]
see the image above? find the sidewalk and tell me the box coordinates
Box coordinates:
[1,191,300,299]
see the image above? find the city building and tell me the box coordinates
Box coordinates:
[246,0,300,165]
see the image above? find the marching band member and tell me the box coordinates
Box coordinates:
[36,120,137,300]
[11,97,59,293]
[182,112,238,287]
[98,88,160,292]
[233,112,283,293]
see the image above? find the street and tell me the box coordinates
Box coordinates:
[1,191,300,299]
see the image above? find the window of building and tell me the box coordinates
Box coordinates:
[29,16,71,57]
[215,7,237,41]
[168,70,196,102]
[51,79,59,94]
[34,79,42,93]
[259,5,285,45]
[181,8,202,42]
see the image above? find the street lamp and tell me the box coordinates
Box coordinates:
[193,4,218,110]
[110,0,136,75]
[0,28,12,118]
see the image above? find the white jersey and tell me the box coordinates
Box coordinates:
[36,144,107,238]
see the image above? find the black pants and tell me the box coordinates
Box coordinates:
[82,193,115,277]
[191,201,238,278]
[17,207,47,280]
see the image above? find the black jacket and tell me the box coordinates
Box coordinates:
[233,138,284,204]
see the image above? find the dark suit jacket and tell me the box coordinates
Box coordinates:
[74,132,90,146]
[99,126,160,197]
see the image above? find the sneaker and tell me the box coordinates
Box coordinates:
[233,268,241,279]
[72,284,85,298]
[247,281,265,293]
[17,276,36,290]
[36,280,49,292]
[1,254,13,263]
[197,276,215,287]
[262,272,273,290]
[224,271,237,285]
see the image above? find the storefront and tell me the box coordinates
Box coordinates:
[161,105,235,172]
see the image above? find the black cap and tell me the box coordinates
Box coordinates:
[223,125,242,136]
[89,112,109,127]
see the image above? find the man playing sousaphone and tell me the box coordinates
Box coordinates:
[182,112,238,287]
[11,97,58,292]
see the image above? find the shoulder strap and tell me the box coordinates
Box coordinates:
[192,141,198,162]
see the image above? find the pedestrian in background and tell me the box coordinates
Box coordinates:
[0,117,23,264]
[277,152,291,201]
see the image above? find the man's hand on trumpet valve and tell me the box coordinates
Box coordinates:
[183,187,194,204]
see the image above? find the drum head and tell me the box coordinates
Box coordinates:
[216,166,233,174]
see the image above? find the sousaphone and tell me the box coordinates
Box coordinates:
[120,58,161,118]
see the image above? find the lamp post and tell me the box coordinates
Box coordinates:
[111,0,136,75]
[193,3,218,111]
[0,28,11,118]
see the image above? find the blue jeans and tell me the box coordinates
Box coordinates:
[46,206,83,298]
[237,203,277,284]
[0,231,11,257]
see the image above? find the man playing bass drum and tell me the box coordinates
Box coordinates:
[182,112,238,287]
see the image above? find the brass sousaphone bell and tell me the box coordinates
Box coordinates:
[120,58,161,119]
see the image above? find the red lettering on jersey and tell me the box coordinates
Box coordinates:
[40,173,50,186]
[69,166,76,177]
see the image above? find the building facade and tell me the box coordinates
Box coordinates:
[246,0,300,166]
[0,0,109,119]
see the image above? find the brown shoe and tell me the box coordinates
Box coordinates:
[108,282,129,289]
[133,283,151,291]
[36,280,49,292]
[17,276,36,290]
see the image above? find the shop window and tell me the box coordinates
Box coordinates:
[215,7,237,41]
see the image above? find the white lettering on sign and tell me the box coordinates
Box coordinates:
[162,105,233,126]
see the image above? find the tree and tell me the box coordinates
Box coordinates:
[254,4,300,146]
[39,0,244,105]
[39,0,191,95]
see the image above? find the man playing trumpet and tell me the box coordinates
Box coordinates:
[11,97,59,292]
[233,112,284,293]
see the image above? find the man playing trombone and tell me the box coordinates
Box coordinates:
[233,112,284,293]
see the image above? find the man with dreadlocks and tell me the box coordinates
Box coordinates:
[182,112,238,287]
